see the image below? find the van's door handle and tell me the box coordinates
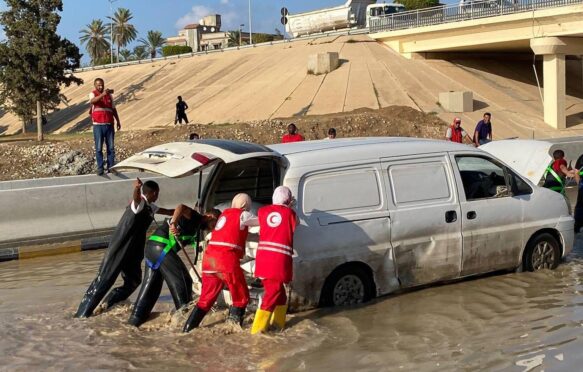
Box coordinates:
[467,211,477,220]
[445,210,457,223]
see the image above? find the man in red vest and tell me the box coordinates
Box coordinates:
[251,186,298,334]
[89,78,121,175]
[183,193,258,332]
[445,117,473,144]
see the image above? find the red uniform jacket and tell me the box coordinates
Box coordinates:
[202,208,249,273]
[255,204,297,283]
[450,125,463,143]
[91,89,115,124]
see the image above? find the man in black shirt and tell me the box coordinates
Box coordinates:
[175,96,189,125]
[75,178,174,318]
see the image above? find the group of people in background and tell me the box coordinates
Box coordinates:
[75,177,298,335]
[281,123,337,143]
[445,112,493,147]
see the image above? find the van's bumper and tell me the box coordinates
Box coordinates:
[556,216,575,257]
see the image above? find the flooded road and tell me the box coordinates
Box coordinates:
[2,238,583,371]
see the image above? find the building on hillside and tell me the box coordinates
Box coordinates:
[166,13,280,52]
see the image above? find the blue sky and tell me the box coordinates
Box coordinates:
[0,0,347,59]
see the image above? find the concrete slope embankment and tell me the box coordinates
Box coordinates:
[0,35,582,139]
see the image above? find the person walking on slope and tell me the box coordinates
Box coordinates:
[75,178,174,318]
[89,78,121,175]
[127,205,219,327]
[175,96,189,125]
[251,186,298,334]
[183,194,258,332]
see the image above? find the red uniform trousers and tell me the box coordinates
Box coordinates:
[197,268,249,312]
[260,278,287,312]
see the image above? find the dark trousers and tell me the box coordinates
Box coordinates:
[128,250,193,327]
[75,244,142,318]
[175,112,189,124]
[93,124,115,172]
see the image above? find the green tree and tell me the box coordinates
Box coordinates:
[133,45,148,60]
[162,45,192,57]
[394,0,439,10]
[108,7,137,63]
[0,0,82,139]
[139,30,165,59]
[227,30,242,47]
[119,48,132,61]
[252,33,274,44]
[79,19,110,65]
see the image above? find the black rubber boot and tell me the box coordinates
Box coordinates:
[183,306,207,333]
[226,306,246,326]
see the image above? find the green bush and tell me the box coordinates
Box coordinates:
[394,0,440,10]
[162,45,193,57]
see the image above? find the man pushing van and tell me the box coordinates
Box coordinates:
[75,178,174,318]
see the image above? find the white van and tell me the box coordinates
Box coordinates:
[114,138,574,310]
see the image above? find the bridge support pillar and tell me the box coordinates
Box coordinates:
[531,37,583,129]
[542,54,566,130]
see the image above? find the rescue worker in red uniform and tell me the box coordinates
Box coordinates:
[89,78,121,175]
[251,186,298,334]
[182,193,258,332]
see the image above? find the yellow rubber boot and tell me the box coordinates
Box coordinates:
[251,309,272,335]
[270,305,288,331]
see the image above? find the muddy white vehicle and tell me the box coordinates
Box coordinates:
[113,138,574,310]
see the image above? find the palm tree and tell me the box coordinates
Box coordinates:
[119,48,132,61]
[79,19,110,65]
[108,8,138,63]
[139,30,165,59]
[133,45,148,60]
[227,30,242,47]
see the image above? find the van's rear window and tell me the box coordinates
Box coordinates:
[194,140,273,155]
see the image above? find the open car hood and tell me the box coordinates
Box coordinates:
[480,139,553,185]
[112,139,282,178]
[481,138,583,184]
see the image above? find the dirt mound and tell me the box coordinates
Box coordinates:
[0,106,447,181]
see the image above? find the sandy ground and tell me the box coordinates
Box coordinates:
[0,106,448,181]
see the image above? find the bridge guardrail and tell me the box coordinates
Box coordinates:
[369,0,583,33]
[72,28,368,73]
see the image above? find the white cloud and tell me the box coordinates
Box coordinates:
[175,4,239,31]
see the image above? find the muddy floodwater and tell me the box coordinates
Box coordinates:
[2,238,583,371]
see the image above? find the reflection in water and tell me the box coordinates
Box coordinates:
[2,238,583,370]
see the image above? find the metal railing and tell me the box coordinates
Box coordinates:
[73,28,368,73]
[369,0,583,33]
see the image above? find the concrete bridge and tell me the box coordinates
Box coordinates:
[370,0,583,130]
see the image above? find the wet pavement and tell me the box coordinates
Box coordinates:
[2,236,583,371]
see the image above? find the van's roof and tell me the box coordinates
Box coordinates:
[269,137,471,164]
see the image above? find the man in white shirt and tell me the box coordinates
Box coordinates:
[89,78,121,175]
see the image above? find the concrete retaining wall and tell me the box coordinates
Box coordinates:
[0,172,200,261]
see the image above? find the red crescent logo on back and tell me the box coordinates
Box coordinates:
[215,216,227,230]
[267,212,282,228]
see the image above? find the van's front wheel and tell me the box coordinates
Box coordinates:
[523,233,561,272]
[320,265,375,307]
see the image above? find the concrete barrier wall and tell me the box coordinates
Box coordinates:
[0,172,199,252]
